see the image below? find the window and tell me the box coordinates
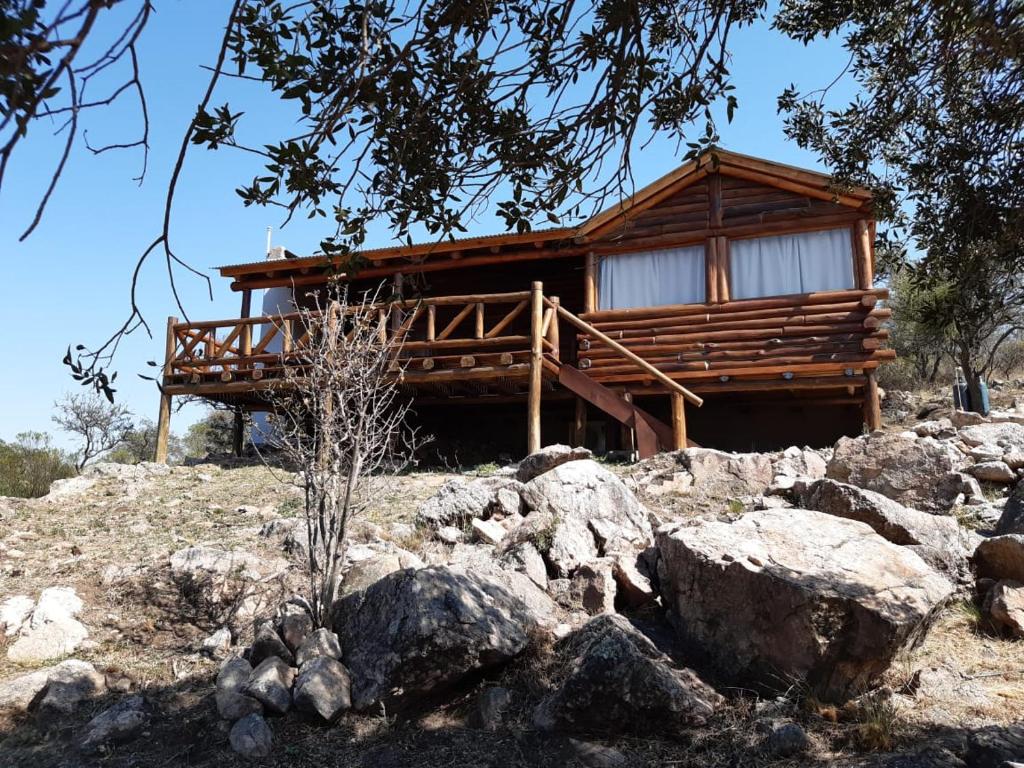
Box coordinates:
[598,244,705,310]
[729,228,855,300]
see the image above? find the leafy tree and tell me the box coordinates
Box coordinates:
[1,0,765,391]
[183,408,246,458]
[107,418,183,464]
[776,0,1024,410]
[885,268,948,386]
[53,392,134,471]
[0,432,77,498]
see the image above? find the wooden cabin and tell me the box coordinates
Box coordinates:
[154,149,891,462]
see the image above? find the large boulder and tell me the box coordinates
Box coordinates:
[982,580,1024,637]
[0,659,97,714]
[827,433,967,513]
[958,422,1024,452]
[337,566,536,711]
[995,481,1024,535]
[342,543,425,595]
[799,479,972,581]
[520,460,652,577]
[632,449,774,507]
[533,614,721,734]
[292,656,352,721]
[656,509,954,702]
[415,477,524,529]
[973,535,1024,582]
[516,445,593,483]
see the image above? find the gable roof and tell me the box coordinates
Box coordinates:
[217,148,872,287]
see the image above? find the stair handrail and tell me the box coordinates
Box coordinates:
[544,297,703,407]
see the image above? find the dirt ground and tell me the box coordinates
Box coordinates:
[1,424,1022,766]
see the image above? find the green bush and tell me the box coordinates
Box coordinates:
[107,419,182,464]
[0,432,77,498]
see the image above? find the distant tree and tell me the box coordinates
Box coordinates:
[108,418,183,464]
[183,408,246,459]
[886,268,948,386]
[53,392,134,471]
[0,432,77,498]
[776,0,1024,410]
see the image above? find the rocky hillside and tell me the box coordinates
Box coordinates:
[1,400,1023,767]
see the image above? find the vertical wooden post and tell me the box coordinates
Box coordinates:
[527,281,544,455]
[708,171,723,227]
[856,219,874,288]
[547,296,560,361]
[154,316,178,463]
[240,289,252,319]
[426,304,436,341]
[584,252,597,314]
[572,397,588,448]
[475,302,485,339]
[864,370,881,431]
[671,393,687,451]
[706,238,720,304]
[716,236,731,303]
[391,272,404,335]
[620,391,635,457]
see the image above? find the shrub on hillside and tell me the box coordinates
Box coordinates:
[0,432,77,498]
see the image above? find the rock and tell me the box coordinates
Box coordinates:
[828,433,967,513]
[533,614,721,734]
[970,461,1017,483]
[801,479,965,549]
[200,627,233,657]
[415,478,494,528]
[982,580,1024,637]
[295,628,343,666]
[244,657,295,715]
[448,544,561,629]
[216,656,263,721]
[293,656,351,721]
[521,460,651,577]
[676,448,774,502]
[469,686,512,731]
[7,614,89,665]
[952,410,987,428]
[492,486,524,518]
[502,542,548,589]
[343,543,425,594]
[995,482,1024,535]
[1003,452,1024,470]
[762,721,809,758]
[79,695,150,753]
[656,509,954,702]
[970,445,1006,463]
[611,554,656,609]
[169,545,289,608]
[259,518,308,558]
[337,566,535,711]
[516,444,593,483]
[229,713,273,759]
[42,475,96,500]
[37,660,106,716]
[915,419,956,439]
[965,724,1024,768]
[472,517,506,545]
[0,595,34,637]
[772,446,828,480]
[973,535,1024,582]
[31,586,83,625]
[959,423,1024,452]
[570,559,617,615]
[436,526,464,545]
[0,659,95,713]
[250,621,295,666]
[279,608,313,654]
[566,739,628,768]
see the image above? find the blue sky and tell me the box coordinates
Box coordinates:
[0,1,857,450]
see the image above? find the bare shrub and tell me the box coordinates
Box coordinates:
[53,391,134,470]
[258,284,419,627]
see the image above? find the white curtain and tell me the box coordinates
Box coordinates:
[598,244,705,310]
[729,228,855,300]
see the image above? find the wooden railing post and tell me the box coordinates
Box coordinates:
[671,393,687,451]
[528,281,544,455]
[475,302,485,339]
[155,316,178,463]
[547,296,560,362]
[584,252,597,313]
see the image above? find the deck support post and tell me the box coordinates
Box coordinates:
[863,370,881,431]
[671,393,687,451]
[232,409,244,456]
[154,315,178,463]
[620,391,636,457]
[584,252,597,314]
[572,397,587,448]
[527,281,544,455]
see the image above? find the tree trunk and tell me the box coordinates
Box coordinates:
[958,347,987,414]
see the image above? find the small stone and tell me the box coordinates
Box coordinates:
[970,461,1017,483]
[983,580,1024,637]
[229,713,273,758]
[250,622,294,666]
[471,518,506,545]
[492,487,523,518]
[216,690,263,721]
[436,526,464,545]
[200,627,233,657]
[295,628,342,666]
[244,657,295,715]
[279,609,313,654]
[763,721,809,757]
[217,656,253,695]
[293,656,351,721]
[570,559,617,615]
[79,696,150,753]
[469,686,512,731]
